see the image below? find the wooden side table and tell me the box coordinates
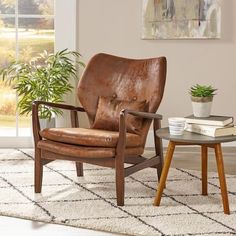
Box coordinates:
[154,127,236,215]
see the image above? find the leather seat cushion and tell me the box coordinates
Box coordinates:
[39,127,142,148]
[37,140,144,158]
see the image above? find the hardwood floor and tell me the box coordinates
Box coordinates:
[1,147,235,235]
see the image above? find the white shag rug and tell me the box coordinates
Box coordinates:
[0,149,236,236]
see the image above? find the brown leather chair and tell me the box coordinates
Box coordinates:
[32,53,167,206]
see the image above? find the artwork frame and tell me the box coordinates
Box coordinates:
[142,0,221,39]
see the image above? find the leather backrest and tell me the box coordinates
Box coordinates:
[77,53,167,146]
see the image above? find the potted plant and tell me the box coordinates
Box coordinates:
[0,49,85,128]
[190,84,217,117]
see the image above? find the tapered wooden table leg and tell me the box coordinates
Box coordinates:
[214,144,230,214]
[201,145,208,196]
[154,141,175,206]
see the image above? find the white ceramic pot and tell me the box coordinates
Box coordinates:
[191,96,213,118]
[39,117,55,130]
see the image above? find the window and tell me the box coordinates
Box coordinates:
[0,0,54,137]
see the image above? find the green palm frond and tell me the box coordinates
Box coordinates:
[0,49,85,119]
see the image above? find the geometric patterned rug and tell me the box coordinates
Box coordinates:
[0,149,236,236]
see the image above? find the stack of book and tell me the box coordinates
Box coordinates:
[184,115,236,137]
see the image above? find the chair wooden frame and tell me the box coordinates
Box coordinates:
[32,100,164,206]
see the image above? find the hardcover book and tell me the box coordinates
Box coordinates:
[185,123,236,137]
[185,115,233,127]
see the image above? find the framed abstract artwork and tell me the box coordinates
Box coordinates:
[142,0,221,39]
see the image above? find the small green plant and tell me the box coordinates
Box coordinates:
[0,49,85,119]
[190,84,217,97]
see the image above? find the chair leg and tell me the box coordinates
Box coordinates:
[35,148,43,193]
[157,162,163,182]
[75,162,84,177]
[115,155,125,206]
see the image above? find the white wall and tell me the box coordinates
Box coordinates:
[55,0,77,127]
[77,0,236,145]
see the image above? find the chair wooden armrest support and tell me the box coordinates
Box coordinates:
[117,109,164,179]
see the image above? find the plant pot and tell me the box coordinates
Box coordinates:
[191,96,213,118]
[39,117,55,130]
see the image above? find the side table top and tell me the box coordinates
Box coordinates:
[156,127,236,144]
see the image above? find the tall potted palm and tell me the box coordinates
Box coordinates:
[0,49,85,128]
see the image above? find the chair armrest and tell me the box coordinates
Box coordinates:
[32,100,85,112]
[32,100,85,144]
[121,109,162,120]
